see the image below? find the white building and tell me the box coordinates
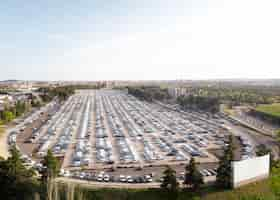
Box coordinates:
[232,154,270,188]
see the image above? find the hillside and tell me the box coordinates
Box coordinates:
[62,179,275,200]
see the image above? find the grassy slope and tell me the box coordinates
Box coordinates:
[255,103,280,118]
[82,189,191,200]
[203,179,275,200]
[78,179,276,200]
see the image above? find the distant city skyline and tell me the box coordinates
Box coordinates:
[1,0,280,81]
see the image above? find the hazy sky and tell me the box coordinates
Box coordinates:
[1,0,280,81]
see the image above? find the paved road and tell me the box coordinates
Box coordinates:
[0,125,9,159]
[56,177,161,189]
[227,114,275,137]
[221,112,279,159]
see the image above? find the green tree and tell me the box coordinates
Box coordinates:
[275,129,280,144]
[270,161,280,198]
[256,144,270,157]
[256,144,274,169]
[40,150,60,200]
[15,101,26,117]
[0,146,37,200]
[3,111,15,122]
[176,95,220,113]
[216,134,235,189]
[31,99,41,108]
[37,86,75,103]
[161,166,179,200]
[41,150,59,181]
[184,157,203,191]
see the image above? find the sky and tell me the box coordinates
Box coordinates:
[0,0,280,81]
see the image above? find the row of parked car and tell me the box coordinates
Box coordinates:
[100,92,138,163]
[37,96,77,157]
[116,93,214,161]
[72,95,93,166]
[95,95,113,163]
[238,135,255,160]
[60,167,218,184]
[60,170,154,183]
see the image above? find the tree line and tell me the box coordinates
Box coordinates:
[180,86,278,106]
[38,84,105,103]
[0,100,31,124]
[69,83,106,90]
[0,147,60,200]
[127,86,171,102]
[37,86,75,102]
[177,95,220,113]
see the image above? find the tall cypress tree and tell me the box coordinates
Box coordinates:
[0,146,36,200]
[40,150,60,200]
[184,157,203,191]
[161,166,179,200]
[216,134,235,189]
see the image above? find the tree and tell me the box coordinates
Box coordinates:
[15,101,27,117]
[184,157,203,191]
[6,146,35,178]
[161,166,179,200]
[275,129,280,144]
[7,146,26,176]
[216,134,235,189]
[3,111,15,122]
[31,99,41,108]
[270,160,280,198]
[41,150,59,181]
[256,144,274,169]
[37,86,75,103]
[0,146,37,200]
[40,150,60,200]
[176,95,220,113]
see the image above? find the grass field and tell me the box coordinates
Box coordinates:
[71,179,276,200]
[203,179,275,200]
[255,103,280,118]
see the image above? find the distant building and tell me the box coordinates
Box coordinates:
[0,80,34,91]
[168,87,190,98]
[17,81,33,91]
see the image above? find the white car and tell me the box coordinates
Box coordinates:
[97,174,103,182]
[64,170,71,177]
[127,176,134,183]
[146,178,153,182]
[103,174,110,182]
[145,175,153,182]
[73,160,81,167]
[119,175,127,182]
[79,172,86,179]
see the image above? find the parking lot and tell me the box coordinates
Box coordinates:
[21,90,228,166]
[10,89,258,184]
